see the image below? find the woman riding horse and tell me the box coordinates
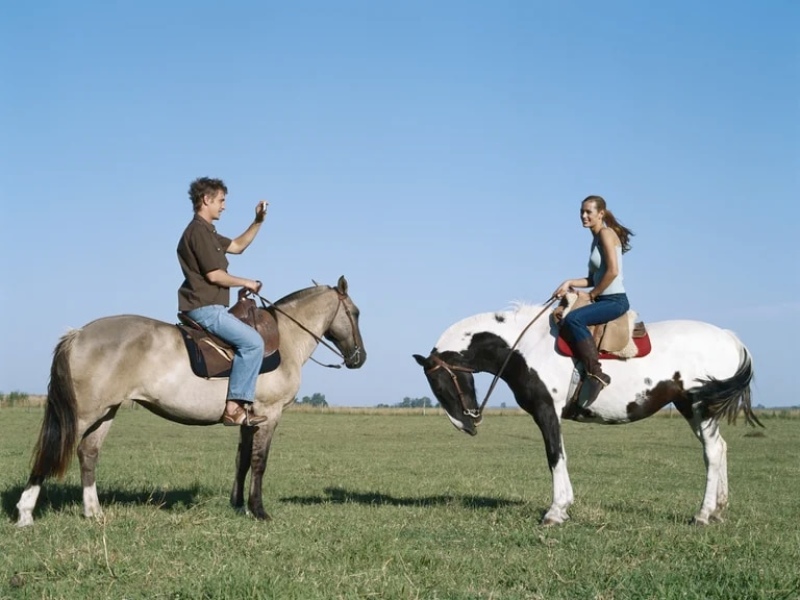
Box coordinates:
[177,176,269,426]
[552,195,635,407]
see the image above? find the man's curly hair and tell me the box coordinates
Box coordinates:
[188,177,228,212]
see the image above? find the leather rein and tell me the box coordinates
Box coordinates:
[425,297,557,419]
[251,288,361,369]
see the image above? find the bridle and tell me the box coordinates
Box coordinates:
[327,288,363,366]
[253,288,362,369]
[425,296,558,420]
[424,354,480,419]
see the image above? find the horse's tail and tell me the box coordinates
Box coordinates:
[29,329,81,483]
[686,344,763,428]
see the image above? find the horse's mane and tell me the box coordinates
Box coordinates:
[507,300,537,314]
[435,301,549,350]
[274,284,330,306]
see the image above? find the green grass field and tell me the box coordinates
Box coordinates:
[1,407,798,599]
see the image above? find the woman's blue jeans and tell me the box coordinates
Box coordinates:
[562,294,630,343]
[185,305,264,403]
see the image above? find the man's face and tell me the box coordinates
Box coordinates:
[205,190,226,220]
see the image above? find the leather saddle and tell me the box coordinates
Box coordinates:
[176,289,281,378]
[552,293,652,360]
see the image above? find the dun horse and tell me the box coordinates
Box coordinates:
[414,300,760,526]
[17,276,366,527]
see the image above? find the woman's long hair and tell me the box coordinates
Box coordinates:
[583,195,634,253]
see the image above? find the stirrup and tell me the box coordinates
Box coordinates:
[577,373,611,409]
[222,405,267,427]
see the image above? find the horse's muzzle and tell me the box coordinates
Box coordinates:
[345,346,365,368]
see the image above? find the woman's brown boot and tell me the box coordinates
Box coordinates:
[571,337,611,408]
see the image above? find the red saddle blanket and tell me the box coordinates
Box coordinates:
[556,332,652,360]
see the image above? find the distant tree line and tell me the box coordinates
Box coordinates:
[376,396,438,409]
[0,391,29,407]
[295,393,328,407]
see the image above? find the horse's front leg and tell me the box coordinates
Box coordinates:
[542,435,573,526]
[524,399,573,526]
[247,419,280,521]
[230,426,255,512]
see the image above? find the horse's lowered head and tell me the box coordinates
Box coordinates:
[413,351,481,435]
[324,275,367,369]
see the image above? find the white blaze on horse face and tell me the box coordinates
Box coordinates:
[446,412,468,432]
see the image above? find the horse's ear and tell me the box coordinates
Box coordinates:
[337,275,348,295]
[413,353,429,367]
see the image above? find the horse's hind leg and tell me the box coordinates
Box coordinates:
[710,436,729,522]
[230,427,255,512]
[688,416,725,525]
[77,406,119,520]
[16,485,42,527]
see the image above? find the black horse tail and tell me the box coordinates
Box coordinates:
[29,329,80,483]
[686,345,763,428]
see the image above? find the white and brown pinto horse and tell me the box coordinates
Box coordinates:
[414,302,760,526]
[17,276,366,527]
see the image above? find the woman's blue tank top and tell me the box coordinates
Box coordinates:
[588,235,625,295]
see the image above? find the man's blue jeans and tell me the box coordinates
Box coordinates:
[562,293,630,343]
[185,305,264,403]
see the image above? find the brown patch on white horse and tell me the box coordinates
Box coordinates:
[626,372,686,421]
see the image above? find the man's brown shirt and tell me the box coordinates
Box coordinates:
[177,216,232,311]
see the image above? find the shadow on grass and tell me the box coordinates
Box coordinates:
[2,483,207,522]
[603,499,698,524]
[281,486,522,509]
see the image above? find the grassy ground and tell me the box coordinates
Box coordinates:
[1,407,798,599]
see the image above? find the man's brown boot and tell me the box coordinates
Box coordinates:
[222,401,268,427]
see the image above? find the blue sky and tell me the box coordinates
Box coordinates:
[2,1,797,407]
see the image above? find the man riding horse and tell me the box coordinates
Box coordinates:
[177,177,269,426]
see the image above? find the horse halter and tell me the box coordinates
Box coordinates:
[424,354,480,419]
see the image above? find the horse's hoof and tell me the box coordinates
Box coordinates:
[541,518,561,527]
[247,505,272,521]
[690,516,710,526]
[15,516,33,528]
[709,513,725,523]
[541,514,567,527]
